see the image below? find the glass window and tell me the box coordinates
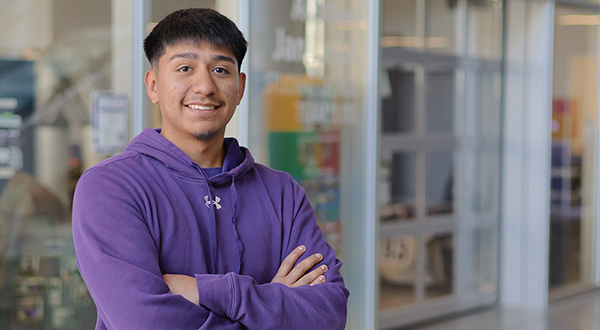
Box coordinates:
[472,229,495,293]
[472,149,498,213]
[549,4,600,296]
[152,0,215,21]
[378,0,502,327]
[477,71,501,139]
[379,235,418,310]
[247,0,370,263]
[426,151,454,216]
[427,0,460,55]
[426,69,455,133]
[425,233,453,298]
[467,0,503,60]
[0,0,121,327]
[380,0,421,49]
[381,69,416,133]
[381,152,417,221]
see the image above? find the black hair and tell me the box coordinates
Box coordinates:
[143,8,247,70]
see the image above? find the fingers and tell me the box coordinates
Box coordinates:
[271,245,329,287]
[310,275,327,286]
[294,264,328,287]
[272,245,306,281]
[286,253,323,284]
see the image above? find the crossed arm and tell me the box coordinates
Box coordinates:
[74,168,348,329]
[164,245,328,304]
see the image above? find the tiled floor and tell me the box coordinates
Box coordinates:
[408,289,600,330]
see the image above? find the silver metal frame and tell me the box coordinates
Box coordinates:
[237,0,250,146]
[132,0,150,136]
[365,0,381,327]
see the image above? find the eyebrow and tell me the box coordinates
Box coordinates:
[212,54,237,66]
[167,52,237,66]
[168,52,199,62]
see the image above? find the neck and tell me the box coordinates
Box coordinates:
[161,130,225,168]
[188,139,225,168]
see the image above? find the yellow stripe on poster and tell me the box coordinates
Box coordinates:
[264,74,322,131]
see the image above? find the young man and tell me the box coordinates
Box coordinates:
[72,8,348,330]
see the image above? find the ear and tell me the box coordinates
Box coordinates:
[237,72,246,105]
[145,70,160,104]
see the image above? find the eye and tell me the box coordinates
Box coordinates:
[178,66,192,73]
[213,67,230,74]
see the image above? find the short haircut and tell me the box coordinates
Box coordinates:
[144,8,247,70]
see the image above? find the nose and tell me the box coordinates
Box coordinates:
[191,70,217,96]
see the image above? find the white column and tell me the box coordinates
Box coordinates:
[218,0,248,145]
[500,0,554,309]
[111,0,149,138]
[341,0,380,329]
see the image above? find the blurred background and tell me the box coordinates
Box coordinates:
[0,0,598,329]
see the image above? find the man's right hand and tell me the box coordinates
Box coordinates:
[271,245,328,287]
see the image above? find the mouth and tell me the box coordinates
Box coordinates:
[186,104,220,110]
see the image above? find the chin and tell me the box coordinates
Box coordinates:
[191,130,218,141]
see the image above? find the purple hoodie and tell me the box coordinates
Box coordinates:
[72,128,348,329]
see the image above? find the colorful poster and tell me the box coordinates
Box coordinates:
[265,73,344,254]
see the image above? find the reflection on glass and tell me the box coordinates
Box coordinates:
[381,69,415,133]
[467,0,503,60]
[471,69,500,214]
[248,0,371,260]
[426,70,455,133]
[425,233,453,299]
[0,174,96,329]
[549,5,599,293]
[472,230,495,293]
[379,235,417,310]
[152,0,215,21]
[427,0,458,55]
[0,0,130,327]
[549,141,582,288]
[383,153,416,221]
[477,71,501,139]
[426,151,453,216]
[380,0,420,48]
[472,150,497,213]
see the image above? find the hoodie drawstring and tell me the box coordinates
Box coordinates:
[198,167,218,274]
[198,168,244,274]
[230,175,243,274]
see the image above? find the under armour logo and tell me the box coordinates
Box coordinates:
[204,195,222,209]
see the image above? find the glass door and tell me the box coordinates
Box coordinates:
[0,1,244,328]
[549,2,600,300]
[0,0,121,328]
[377,0,502,328]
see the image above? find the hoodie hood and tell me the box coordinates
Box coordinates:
[125,128,252,274]
[126,128,254,186]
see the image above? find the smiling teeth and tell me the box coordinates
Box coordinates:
[188,104,217,110]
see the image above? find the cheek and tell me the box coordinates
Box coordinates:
[222,84,240,99]
[158,81,184,100]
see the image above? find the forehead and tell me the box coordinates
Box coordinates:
[160,40,236,64]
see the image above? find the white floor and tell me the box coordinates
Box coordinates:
[408,290,600,330]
